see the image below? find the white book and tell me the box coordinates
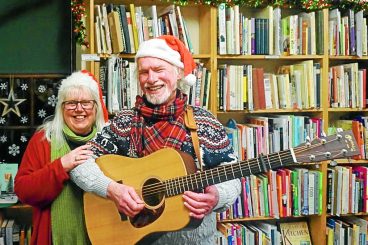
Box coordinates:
[218,3,227,54]
[175,6,189,49]
[363,18,367,55]
[233,5,240,54]
[134,6,144,44]
[95,5,107,54]
[101,4,112,54]
[355,10,363,57]
[94,17,102,54]
[226,7,234,54]
[247,65,254,111]
[309,11,316,55]
[263,73,273,109]
[150,5,159,37]
[308,171,315,215]
[270,74,279,109]
[273,7,281,55]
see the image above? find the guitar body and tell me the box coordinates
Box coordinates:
[84,148,198,245]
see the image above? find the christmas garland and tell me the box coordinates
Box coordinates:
[72,0,367,47]
[71,0,89,47]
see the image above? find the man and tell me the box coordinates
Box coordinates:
[71,35,241,244]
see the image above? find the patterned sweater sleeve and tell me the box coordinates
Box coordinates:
[70,112,133,197]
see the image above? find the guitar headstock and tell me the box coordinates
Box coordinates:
[294,130,361,163]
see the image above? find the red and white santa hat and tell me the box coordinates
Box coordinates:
[135,35,196,86]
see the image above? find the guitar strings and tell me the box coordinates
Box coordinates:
[140,135,348,198]
[141,137,342,197]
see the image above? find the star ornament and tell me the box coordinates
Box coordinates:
[0,87,26,117]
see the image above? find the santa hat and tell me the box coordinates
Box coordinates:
[81,70,109,122]
[135,35,196,86]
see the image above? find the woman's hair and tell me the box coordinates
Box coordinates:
[39,71,106,145]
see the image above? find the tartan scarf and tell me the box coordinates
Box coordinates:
[130,91,187,157]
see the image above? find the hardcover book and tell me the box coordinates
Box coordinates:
[279,221,312,245]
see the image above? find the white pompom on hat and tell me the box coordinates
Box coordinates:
[135,35,196,86]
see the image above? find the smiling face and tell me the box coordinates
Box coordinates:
[137,57,182,105]
[62,87,97,135]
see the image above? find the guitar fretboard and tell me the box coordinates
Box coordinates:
[163,149,295,197]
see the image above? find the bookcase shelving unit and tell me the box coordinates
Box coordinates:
[84,0,368,244]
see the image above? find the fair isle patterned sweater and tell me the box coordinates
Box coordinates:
[71,106,241,245]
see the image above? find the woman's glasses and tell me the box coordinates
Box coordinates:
[63,100,96,110]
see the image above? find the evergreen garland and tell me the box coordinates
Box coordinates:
[72,0,368,47]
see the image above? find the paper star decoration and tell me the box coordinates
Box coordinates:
[0,87,26,117]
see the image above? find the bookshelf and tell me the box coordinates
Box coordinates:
[84,1,368,244]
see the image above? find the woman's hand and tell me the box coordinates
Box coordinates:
[182,185,219,219]
[107,182,145,217]
[60,144,93,172]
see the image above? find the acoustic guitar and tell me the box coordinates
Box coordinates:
[84,130,360,244]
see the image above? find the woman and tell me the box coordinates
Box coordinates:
[15,70,108,245]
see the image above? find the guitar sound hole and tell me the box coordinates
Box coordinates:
[130,178,165,228]
[142,178,164,206]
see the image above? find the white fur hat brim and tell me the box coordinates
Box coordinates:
[135,39,184,69]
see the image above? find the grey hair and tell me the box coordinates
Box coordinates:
[38,71,106,145]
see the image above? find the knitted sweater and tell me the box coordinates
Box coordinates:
[71,106,241,244]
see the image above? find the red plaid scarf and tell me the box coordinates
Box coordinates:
[130,91,187,157]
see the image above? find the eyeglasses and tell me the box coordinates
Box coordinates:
[63,100,96,110]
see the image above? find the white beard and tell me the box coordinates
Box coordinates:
[145,82,177,105]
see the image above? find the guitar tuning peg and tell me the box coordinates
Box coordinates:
[336,127,343,133]
[336,133,343,140]
[309,155,315,161]
[321,138,327,144]
[325,152,331,159]
[341,149,348,156]
[329,160,337,166]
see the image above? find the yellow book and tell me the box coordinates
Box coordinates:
[279,221,312,245]
[242,74,248,109]
[129,4,139,51]
[326,226,334,245]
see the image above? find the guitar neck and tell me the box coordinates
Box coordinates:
[163,148,295,197]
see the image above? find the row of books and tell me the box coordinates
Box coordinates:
[0,218,30,245]
[217,221,281,245]
[218,168,322,220]
[94,3,192,54]
[329,9,368,57]
[326,165,368,215]
[95,57,139,113]
[217,60,321,111]
[225,116,322,161]
[329,63,367,109]
[93,57,211,112]
[217,4,324,55]
[188,63,212,109]
[217,221,312,245]
[327,217,367,245]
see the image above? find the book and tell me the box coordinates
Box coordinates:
[279,221,312,245]
[0,163,17,193]
[118,5,131,53]
[107,10,124,53]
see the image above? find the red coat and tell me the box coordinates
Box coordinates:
[15,130,69,245]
